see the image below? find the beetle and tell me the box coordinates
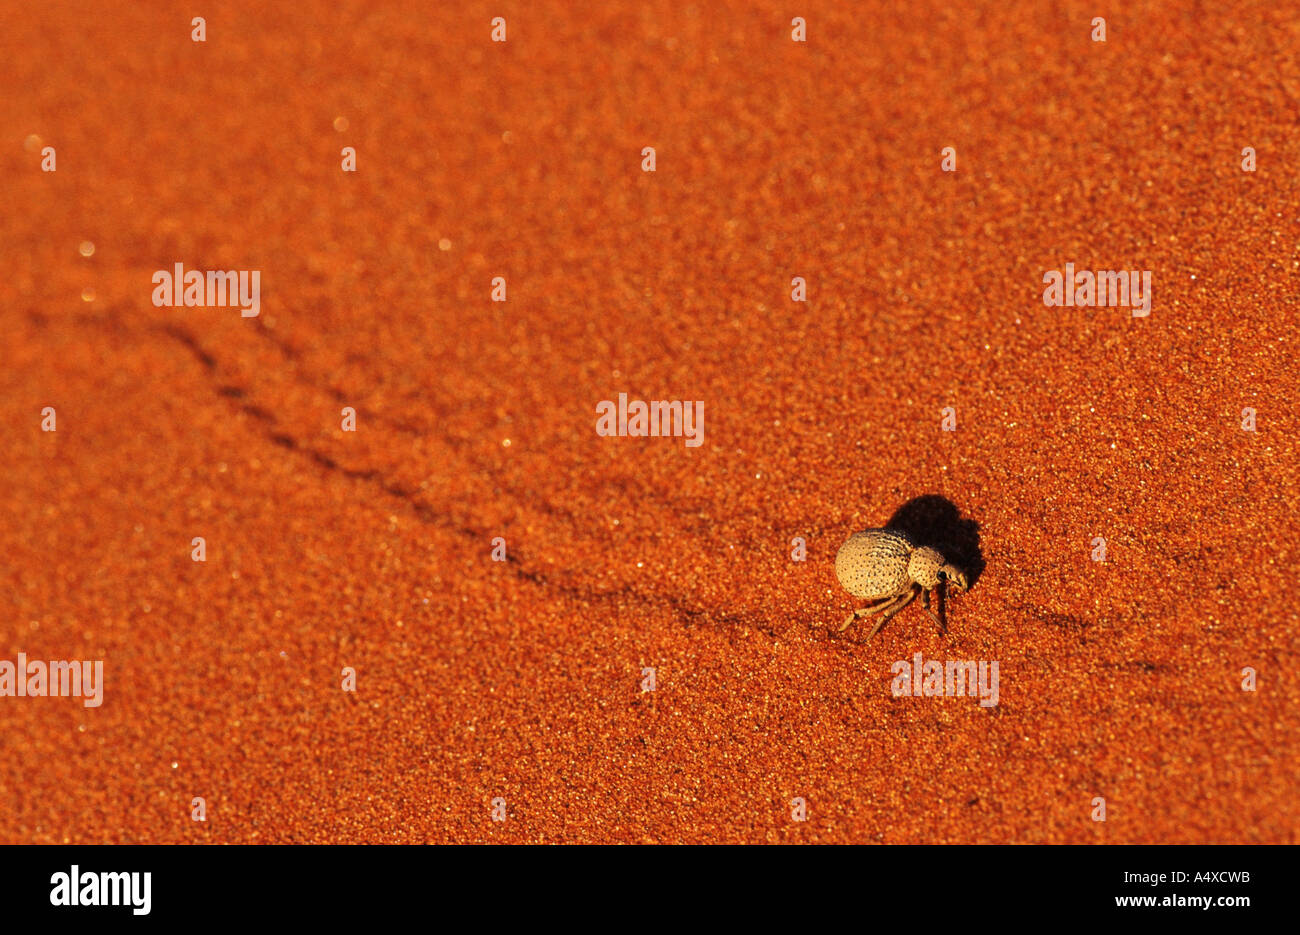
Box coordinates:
[834,527,969,638]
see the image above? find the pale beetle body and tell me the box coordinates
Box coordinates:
[834,527,968,638]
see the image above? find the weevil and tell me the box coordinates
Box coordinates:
[834,528,969,638]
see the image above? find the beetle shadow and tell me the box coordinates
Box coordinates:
[886,495,984,591]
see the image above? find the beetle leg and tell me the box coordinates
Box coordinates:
[866,586,919,640]
[921,588,944,631]
[839,595,893,632]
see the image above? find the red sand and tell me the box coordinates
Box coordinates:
[1,1,1297,843]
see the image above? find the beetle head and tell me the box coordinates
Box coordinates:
[937,565,968,593]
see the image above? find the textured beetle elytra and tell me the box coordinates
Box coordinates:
[834,527,969,638]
